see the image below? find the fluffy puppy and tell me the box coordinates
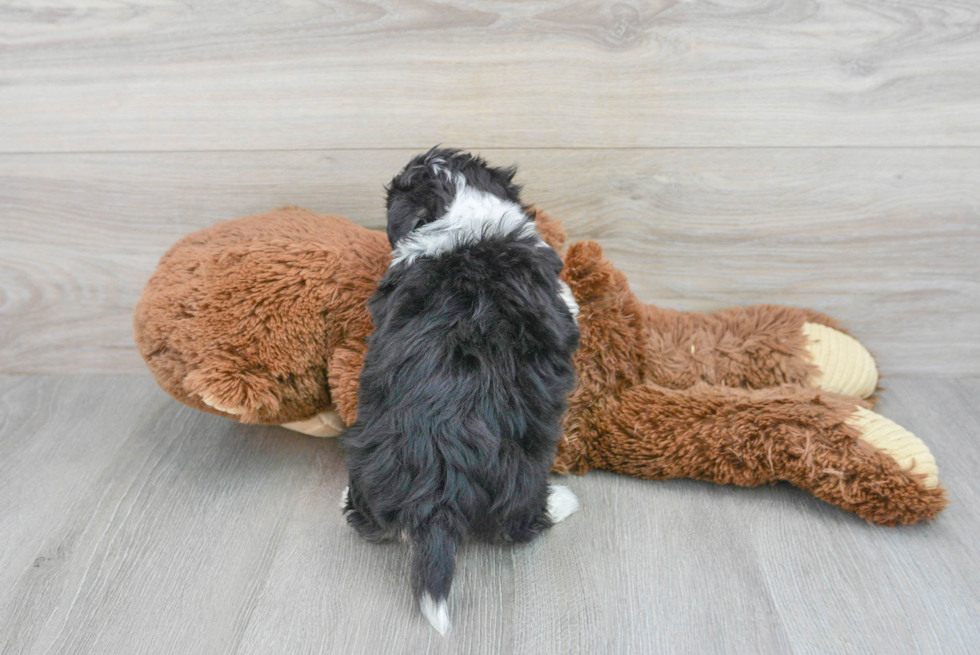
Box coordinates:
[341,148,581,634]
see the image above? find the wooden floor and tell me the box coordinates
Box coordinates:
[2,1,979,653]
[0,375,977,654]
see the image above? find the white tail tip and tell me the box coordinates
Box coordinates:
[420,593,451,635]
[547,485,581,523]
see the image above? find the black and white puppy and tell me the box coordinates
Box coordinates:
[341,148,581,634]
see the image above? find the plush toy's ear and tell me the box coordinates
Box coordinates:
[563,241,631,302]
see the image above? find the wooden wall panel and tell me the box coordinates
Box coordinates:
[2,148,977,374]
[1,1,978,151]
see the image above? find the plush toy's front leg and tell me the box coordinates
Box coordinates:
[642,304,879,399]
[280,410,346,437]
[275,340,368,437]
[556,383,944,526]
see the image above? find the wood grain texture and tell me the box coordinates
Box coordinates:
[1,0,979,151]
[2,1,977,651]
[742,378,980,655]
[0,376,160,603]
[0,376,325,655]
[2,148,978,375]
[0,375,978,654]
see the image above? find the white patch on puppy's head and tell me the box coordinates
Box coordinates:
[390,173,539,266]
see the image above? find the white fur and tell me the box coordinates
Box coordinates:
[389,174,579,318]
[420,593,451,635]
[558,280,579,319]
[429,159,452,181]
[547,485,580,523]
[391,174,539,267]
[340,486,350,512]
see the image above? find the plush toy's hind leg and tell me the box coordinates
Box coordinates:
[802,321,878,398]
[188,365,283,422]
[641,304,878,398]
[562,240,878,400]
[564,382,945,526]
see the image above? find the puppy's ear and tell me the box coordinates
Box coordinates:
[490,164,523,204]
[386,194,426,247]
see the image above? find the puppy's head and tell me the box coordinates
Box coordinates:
[385,147,523,247]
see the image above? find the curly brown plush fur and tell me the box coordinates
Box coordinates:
[555,240,945,526]
[134,207,946,526]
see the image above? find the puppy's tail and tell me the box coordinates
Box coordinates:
[411,516,461,635]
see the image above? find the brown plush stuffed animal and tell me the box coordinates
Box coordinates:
[134,206,946,526]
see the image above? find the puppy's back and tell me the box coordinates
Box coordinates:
[343,148,580,634]
[350,228,579,499]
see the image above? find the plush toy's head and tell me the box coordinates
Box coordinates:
[133,207,389,426]
[134,205,568,429]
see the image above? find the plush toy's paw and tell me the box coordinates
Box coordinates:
[803,322,878,398]
[281,410,346,437]
[848,406,939,489]
[547,485,581,523]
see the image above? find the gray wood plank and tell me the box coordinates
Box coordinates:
[0,376,324,655]
[0,376,160,601]
[501,379,980,655]
[1,1,978,151]
[2,148,978,375]
[1,375,978,654]
[737,378,980,655]
[233,443,516,655]
[511,474,795,654]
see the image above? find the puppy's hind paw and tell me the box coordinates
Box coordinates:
[547,485,581,524]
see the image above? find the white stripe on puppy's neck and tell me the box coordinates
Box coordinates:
[390,171,580,320]
[390,174,538,267]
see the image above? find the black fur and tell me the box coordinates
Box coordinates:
[384,146,522,248]
[342,148,579,620]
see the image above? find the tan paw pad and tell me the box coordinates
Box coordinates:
[281,409,346,437]
[803,322,878,398]
[849,407,939,489]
